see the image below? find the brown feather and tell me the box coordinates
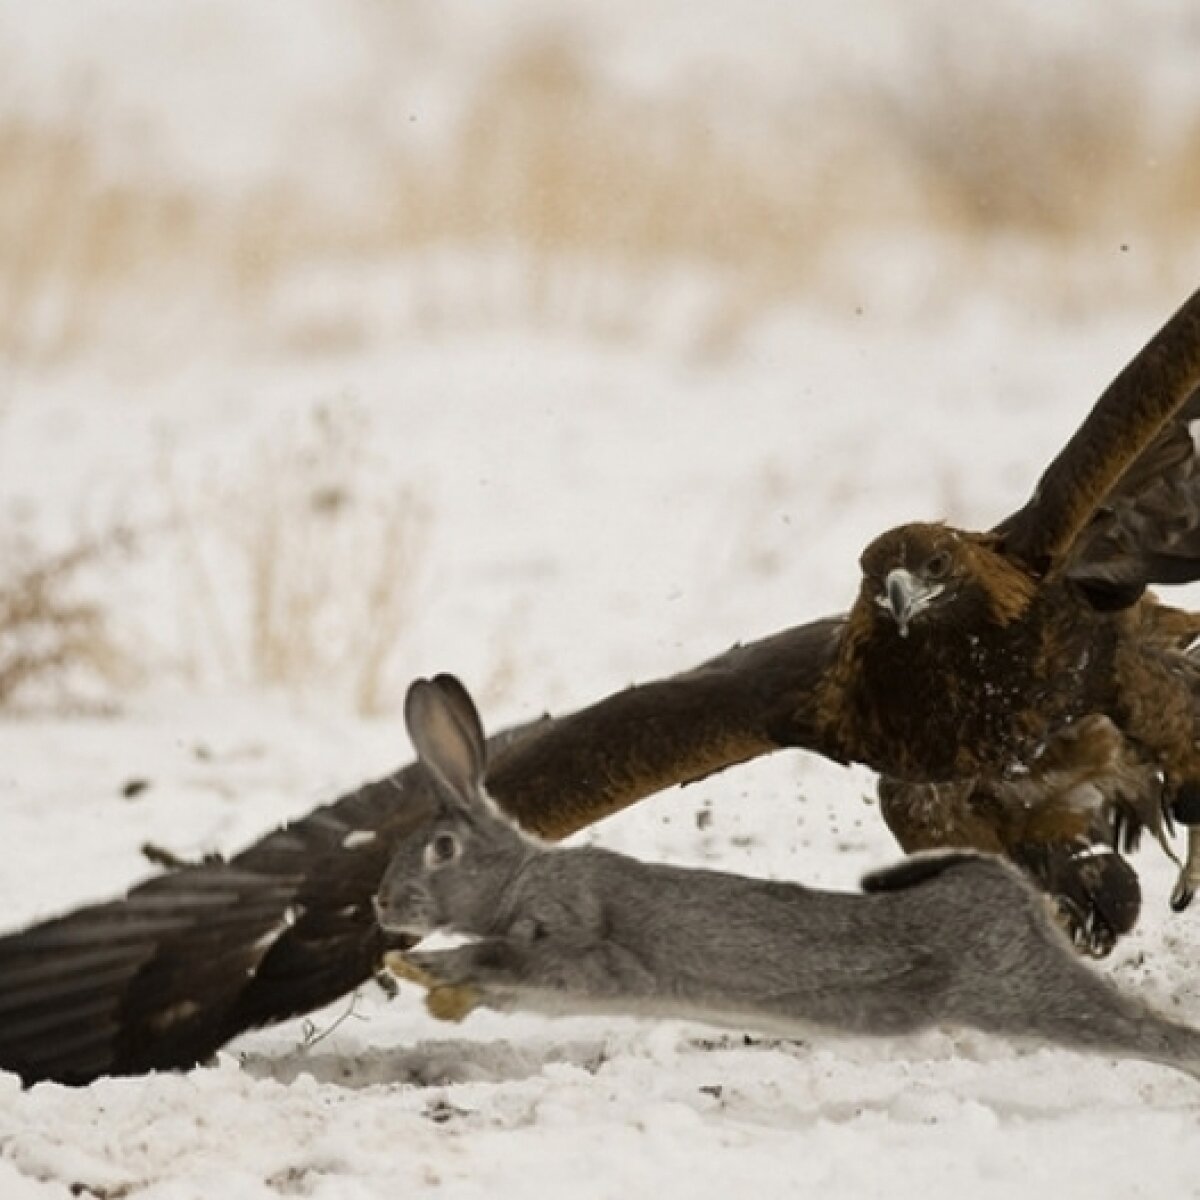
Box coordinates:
[488,618,842,838]
[998,286,1200,575]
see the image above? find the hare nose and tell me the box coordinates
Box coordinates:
[373,890,424,942]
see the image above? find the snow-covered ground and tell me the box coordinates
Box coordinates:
[4,2,1200,1197]
[6,293,1200,1199]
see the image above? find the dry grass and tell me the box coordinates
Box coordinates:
[0,529,132,709]
[379,41,830,288]
[0,31,1197,363]
[872,40,1150,237]
[0,121,204,362]
[243,483,428,716]
[171,405,429,714]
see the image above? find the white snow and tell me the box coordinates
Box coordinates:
[5,293,1200,1200]
[3,2,1200,1198]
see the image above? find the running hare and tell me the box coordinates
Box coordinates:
[375,674,1200,1080]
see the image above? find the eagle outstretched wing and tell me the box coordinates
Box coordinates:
[0,867,305,1084]
[0,776,439,1085]
[996,287,1200,596]
[0,619,843,1085]
[1060,386,1200,608]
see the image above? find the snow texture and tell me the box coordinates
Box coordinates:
[3,3,1200,1198]
[6,297,1200,1199]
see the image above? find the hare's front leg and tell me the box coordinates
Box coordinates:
[388,938,565,1021]
[389,927,656,1023]
[387,938,533,1021]
[384,948,488,1022]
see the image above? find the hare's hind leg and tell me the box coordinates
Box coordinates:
[870,853,1200,1080]
[1012,933,1200,1079]
[948,882,1200,1080]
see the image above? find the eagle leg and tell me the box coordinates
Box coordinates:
[1011,842,1141,957]
[1168,782,1200,910]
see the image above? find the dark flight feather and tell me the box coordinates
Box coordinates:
[997,290,1200,577]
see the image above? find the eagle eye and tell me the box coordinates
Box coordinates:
[924,550,951,580]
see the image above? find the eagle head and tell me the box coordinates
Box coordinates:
[858,522,1035,637]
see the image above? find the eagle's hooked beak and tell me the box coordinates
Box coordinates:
[877,568,943,637]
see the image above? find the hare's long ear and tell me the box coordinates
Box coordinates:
[430,673,488,770]
[405,675,487,811]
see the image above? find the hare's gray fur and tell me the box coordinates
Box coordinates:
[375,674,1200,1080]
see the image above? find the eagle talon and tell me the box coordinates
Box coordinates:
[1082,912,1115,958]
[1169,828,1200,912]
[1052,895,1115,958]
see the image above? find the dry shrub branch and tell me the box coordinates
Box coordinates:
[174,404,429,714]
[0,531,131,709]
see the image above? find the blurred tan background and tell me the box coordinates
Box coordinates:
[1,0,1200,717]
[2,0,1199,368]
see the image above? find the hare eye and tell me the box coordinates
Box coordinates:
[925,551,951,580]
[425,832,460,868]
